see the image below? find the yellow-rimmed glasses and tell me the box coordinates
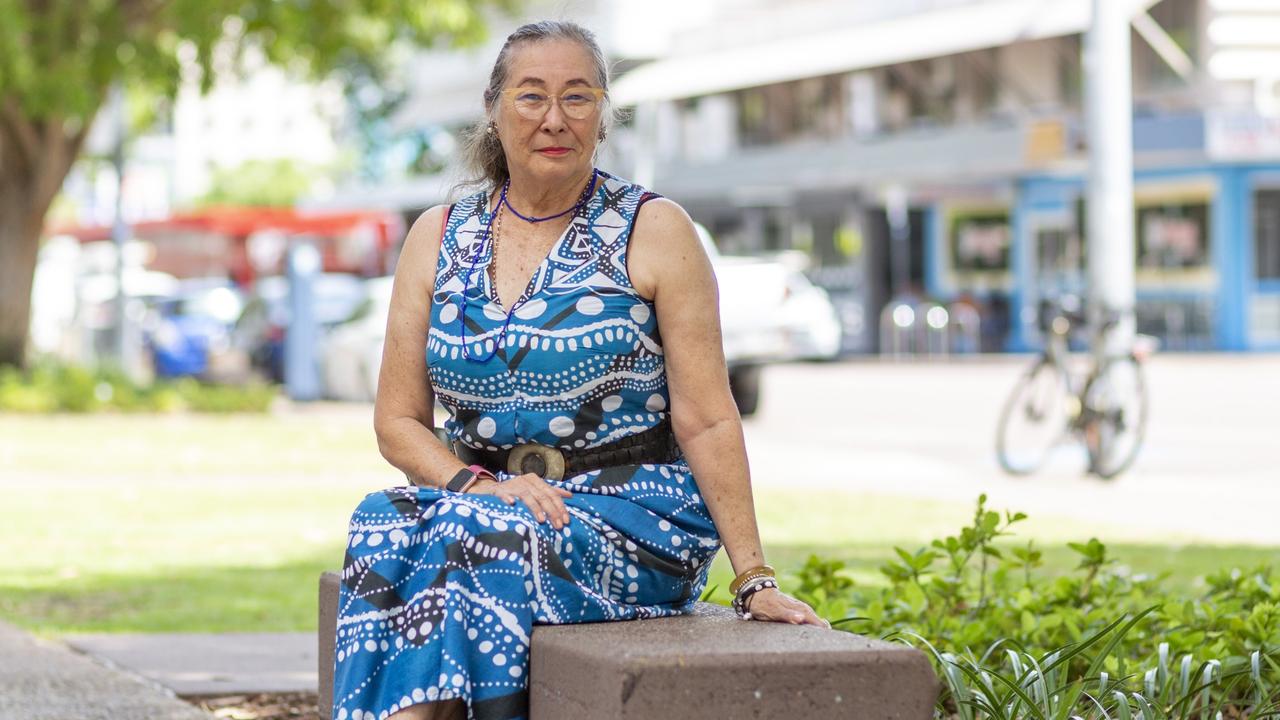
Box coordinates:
[501,87,605,121]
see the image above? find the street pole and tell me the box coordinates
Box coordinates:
[109,84,130,365]
[1084,0,1137,355]
[884,184,911,298]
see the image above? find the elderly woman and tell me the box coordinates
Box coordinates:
[332,20,826,720]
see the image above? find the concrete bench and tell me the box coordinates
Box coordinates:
[319,572,937,719]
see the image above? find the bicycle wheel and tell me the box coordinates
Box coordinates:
[1082,355,1148,479]
[996,359,1071,475]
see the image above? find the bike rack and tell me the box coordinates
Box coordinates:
[878,300,982,358]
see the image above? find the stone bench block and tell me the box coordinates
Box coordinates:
[319,572,937,719]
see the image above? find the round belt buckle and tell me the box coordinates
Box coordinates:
[507,444,566,481]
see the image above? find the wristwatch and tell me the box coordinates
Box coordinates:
[445,464,497,493]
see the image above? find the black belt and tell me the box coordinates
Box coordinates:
[453,418,680,481]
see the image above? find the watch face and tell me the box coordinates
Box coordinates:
[447,468,476,492]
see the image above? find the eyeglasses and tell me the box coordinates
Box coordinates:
[500,87,605,121]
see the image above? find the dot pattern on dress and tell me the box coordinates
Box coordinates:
[333,173,721,720]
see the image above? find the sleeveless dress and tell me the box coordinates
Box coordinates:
[331,170,722,720]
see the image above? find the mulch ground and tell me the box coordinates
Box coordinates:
[188,692,323,720]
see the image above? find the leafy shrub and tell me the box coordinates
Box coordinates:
[778,496,1280,718]
[0,362,275,414]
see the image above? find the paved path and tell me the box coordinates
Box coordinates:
[744,354,1280,544]
[64,632,317,697]
[0,621,211,720]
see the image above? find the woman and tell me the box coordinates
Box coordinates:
[332,20,827,720]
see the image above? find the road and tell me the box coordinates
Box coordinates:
[742,354,1280,544]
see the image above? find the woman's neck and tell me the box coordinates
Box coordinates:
[503,166,596,217]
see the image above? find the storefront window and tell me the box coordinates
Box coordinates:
[1136,202,1210,269]
[950,210,1011,272]
[1036,226,1085,276]
[1256,189,1280,281]
[735,75,846,147]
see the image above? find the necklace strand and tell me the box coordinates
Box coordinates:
[458,168,598,363]
[488,202,504,288]
[501,168,598,223]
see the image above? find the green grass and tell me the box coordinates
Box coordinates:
[1,411,1274,636]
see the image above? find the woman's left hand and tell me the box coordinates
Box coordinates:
[744,587,830,628]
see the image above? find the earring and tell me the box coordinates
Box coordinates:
[486,122,497,136]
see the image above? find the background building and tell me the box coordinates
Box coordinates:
[308,0,1280,354]
[608,0,1280,353]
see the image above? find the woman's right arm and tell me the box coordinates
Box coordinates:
[373,205,472,488]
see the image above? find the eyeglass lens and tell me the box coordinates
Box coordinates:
[512,89,598,120]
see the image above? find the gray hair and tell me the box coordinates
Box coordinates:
[451,21,620,197]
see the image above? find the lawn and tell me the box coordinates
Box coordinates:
[2,410,1274,636]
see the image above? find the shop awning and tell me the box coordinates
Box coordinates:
[49,206,401,242]
[613,0,1158,105]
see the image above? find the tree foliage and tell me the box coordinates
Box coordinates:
[0,0,508,121]
[0,0,512,367]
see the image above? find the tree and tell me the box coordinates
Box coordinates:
[200,159,320,208]
[0,0,510,368]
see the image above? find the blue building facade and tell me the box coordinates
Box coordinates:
[922,112,1280,352]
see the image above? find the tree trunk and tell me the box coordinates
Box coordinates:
[0,178,44,369]
[0,100,94,368]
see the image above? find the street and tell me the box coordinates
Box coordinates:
[744,354,1280,544]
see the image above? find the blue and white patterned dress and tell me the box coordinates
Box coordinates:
[332,171,722,720]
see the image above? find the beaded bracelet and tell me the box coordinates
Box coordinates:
[731,576,779,620]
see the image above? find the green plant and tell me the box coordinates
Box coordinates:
[0,361,276,414]
[762,495,1280,718]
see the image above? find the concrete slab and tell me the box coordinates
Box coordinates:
[0,621,211,720]
[64,632,317,696]
[530,603,938,719]
[319,573,937,720]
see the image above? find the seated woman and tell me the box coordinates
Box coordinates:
[331,20,827,720]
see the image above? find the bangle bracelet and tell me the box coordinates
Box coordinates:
[729,564,776,595]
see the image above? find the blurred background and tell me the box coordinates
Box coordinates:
[12,0,1280,393]
[2,1,1280,716]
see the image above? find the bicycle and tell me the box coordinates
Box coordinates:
[995,297,1155,479]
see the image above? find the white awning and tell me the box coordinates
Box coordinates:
[613,0,1157,105]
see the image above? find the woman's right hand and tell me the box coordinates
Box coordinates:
[468,473,573,529]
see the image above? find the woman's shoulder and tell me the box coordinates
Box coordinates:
[623,193,706,300]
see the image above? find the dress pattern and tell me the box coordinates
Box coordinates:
[332,171,721,720]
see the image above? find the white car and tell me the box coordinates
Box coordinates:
[319,276,395,402]
[777,270,842,361]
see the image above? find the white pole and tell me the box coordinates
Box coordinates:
[1084,0,1137,355]
[110,84,130,366]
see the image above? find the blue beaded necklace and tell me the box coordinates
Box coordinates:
[458,169,599,363]
[502,168,598,223]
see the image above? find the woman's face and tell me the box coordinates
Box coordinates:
[493,39,602,186]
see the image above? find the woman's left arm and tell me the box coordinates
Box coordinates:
[629,198,827,627]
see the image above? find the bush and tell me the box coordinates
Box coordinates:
[765,496,1280,718]
[0,362,276,414]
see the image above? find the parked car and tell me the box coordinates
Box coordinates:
[147,278,247,380]
[777,270,843,361]
[234,273,367,383]
[695,224,797,415]
[320,276,394,402]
